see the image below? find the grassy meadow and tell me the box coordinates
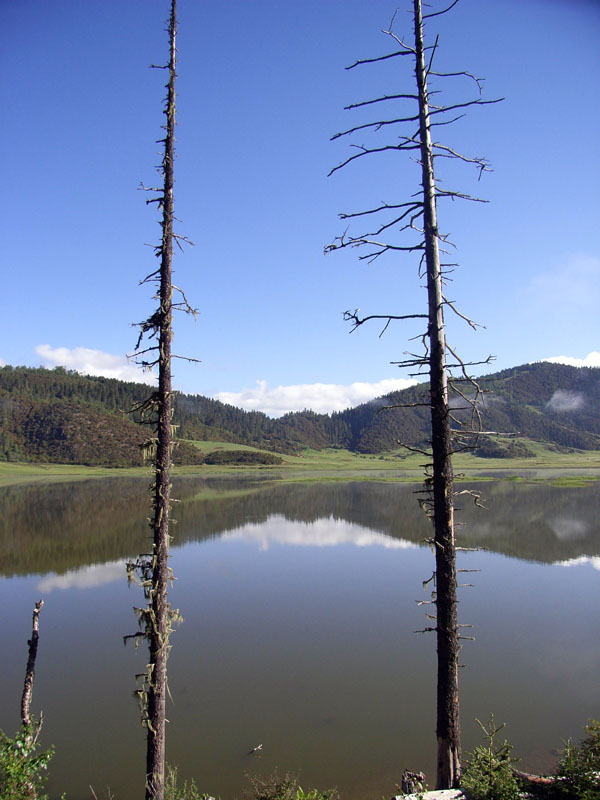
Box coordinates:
[1,438,600,487]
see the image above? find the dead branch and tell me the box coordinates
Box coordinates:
[331,113,420,141]
[339,200,423,220]
[430,97,503,115]
[430,112,467,128]
[432,142,491,171]
[442,296,484,330]
[327,142,421,177]
[342,207,425,240]
[512,769,555,788]
[343,309,428,336]
[172,284,199,317]
[346,50,413,70]
[172,354,202,365]
[428,70,485,95]
[436,189,488,203]
[379,401,431,410]
[399,441,431,456]
[345,93,418,110]
[423,0,461,20]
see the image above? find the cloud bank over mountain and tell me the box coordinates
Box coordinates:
[21,343,600,417]
[543,351,600,368]
[214,377,419,417]
[35,345,156,384]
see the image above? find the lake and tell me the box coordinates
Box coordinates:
[1,476,599,799]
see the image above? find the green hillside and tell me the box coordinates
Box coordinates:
[0,362,599,467]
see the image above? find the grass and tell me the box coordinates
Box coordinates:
[1,439,599,487]
[0,461,148,487]
[185,439,600,477]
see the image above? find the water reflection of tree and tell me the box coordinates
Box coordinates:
[1,479,598,576]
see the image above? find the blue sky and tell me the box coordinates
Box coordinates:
[2,0,599,415]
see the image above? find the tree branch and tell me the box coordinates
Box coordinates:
[423,0,461,20]
[345,93,418,110]
[346,50,413,70]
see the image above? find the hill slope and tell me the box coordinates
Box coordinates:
[1,362,599,466]
[343,361,600,454]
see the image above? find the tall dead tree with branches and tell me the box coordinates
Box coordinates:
[327,0,500,789]
[126,2,195,798]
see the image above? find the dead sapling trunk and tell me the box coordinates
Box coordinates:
[21,600,44,732]
[125,2,196,799]
[12,600,48,799]
[326,0,501,789]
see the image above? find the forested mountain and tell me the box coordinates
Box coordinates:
[0,362,599,465]
[0,366,206,466]
[340,362,600,455]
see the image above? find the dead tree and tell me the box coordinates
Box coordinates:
[125,2,196,798]
[327,0,501,789]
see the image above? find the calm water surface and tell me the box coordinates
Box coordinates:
[1,478,598,799]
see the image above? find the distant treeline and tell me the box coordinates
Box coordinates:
[0,362,599,466]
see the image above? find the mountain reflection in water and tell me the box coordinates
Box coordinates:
[0,477,598,800]
[1,478,599,577]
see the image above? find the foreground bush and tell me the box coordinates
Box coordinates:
[244,770,338,800]
[0,721,54,800]
[553,719,600,800]
[461,716,520,800]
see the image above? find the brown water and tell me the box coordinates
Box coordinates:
[1,478,598,799]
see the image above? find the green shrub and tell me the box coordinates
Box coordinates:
[245,770,298,800]
[461,716,520,800]
[554,719,600,800]
[0,722,54,800]
[295,787,339,800]
[203,450,283,465]
[164,765,213,800]
[244,770,338,800]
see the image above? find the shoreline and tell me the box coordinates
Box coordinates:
[1,456,600,489]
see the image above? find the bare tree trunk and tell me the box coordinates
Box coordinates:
[145,2,176,798]
[413,0,460,787]
[127,1,197,795]
[328,0,499,788]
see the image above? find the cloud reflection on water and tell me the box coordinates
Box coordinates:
[221,515,417,551]
[37,559,127,592]
[554,555,600,570]
[35,518,416,590]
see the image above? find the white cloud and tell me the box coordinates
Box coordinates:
[214,377,418,417]
[36,344,156,384]
[542,352,600,368]
[38,559,127,592]
[222,516,416,551]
